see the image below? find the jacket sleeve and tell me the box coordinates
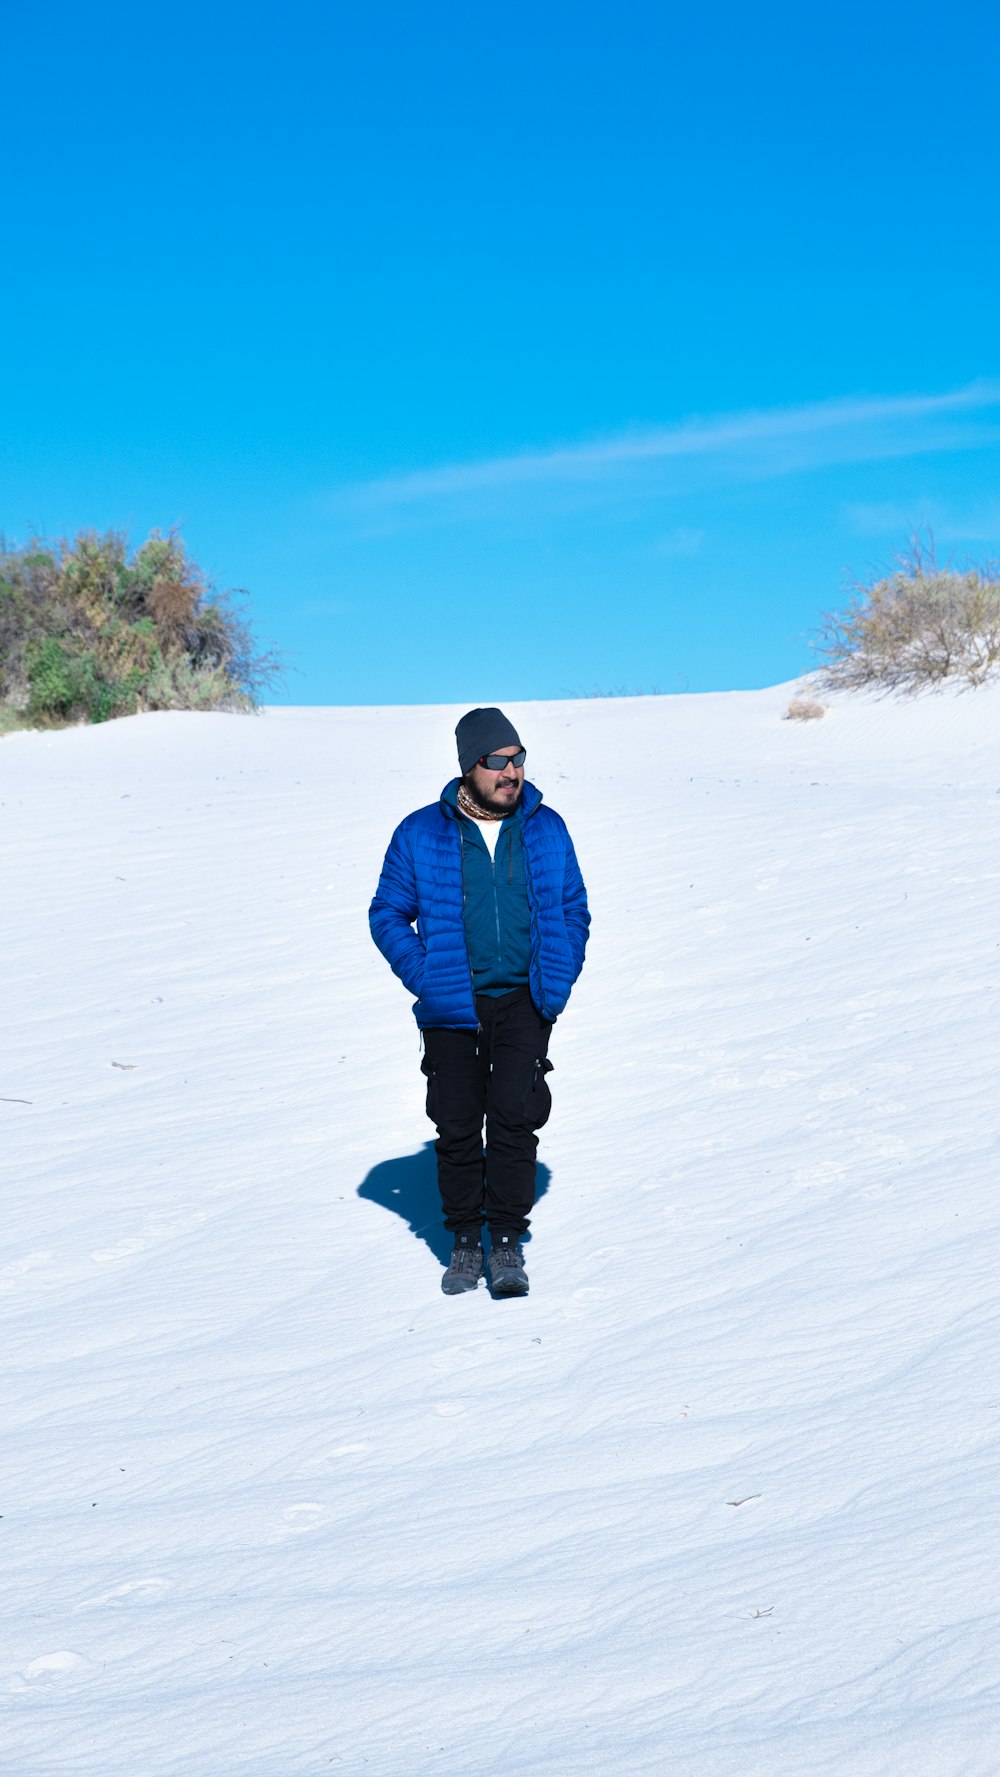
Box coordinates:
[369,821,427,998]
[562,831,591,982]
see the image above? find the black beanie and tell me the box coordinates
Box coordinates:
[455,706,523,774]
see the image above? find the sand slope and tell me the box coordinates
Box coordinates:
[2,682,998,1775]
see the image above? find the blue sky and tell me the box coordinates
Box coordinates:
[4,0,999,703]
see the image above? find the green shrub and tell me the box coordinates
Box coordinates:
[25,638,132,725]
[0,529,279,730]
[818,540,1000,691]
[26,638,84,721]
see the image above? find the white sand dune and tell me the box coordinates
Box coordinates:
[3,681,998,1775]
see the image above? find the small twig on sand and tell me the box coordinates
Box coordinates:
[0,1097,32,1104]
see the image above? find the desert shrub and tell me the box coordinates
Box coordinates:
[784,696,826,721]
[817,541,1000,691]
[0,529,279,728]
[26,638,121,724]
[139,653,248,713]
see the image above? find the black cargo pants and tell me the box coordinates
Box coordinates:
[420,986,553,1242]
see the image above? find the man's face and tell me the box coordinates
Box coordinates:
[464,745,525,816]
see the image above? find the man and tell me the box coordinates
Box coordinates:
[369,707,590,1297]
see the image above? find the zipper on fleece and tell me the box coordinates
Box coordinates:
[521,810,544,1015]
[491,852,503,975]
[457,820,482,1031]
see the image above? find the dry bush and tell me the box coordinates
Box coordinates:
[817,539,1000,692]
[784,696,826,721]
[0,529,281,728]
[138,654,248,713]
[147,574,201,644]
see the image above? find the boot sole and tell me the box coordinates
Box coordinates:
[490,1277,529,1297]
[441,1274,482,1295]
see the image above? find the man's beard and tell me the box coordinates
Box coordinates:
[460,772,523,818]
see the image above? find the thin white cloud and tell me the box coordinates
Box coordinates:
[333,381,1000,514]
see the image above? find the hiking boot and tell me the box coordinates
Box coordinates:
[488,1235,529,1297]
[441,1236,484,1296]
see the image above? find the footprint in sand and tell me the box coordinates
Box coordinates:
[791,1161,846,1191]
[872,1137,907,1159]
[280,1503,326,1532]
[14,1651,94,1689]
[2,1250,53,1276]
[91,1237,148,1263]
[563,1284,609,1321]
[75,1578,168,1611]
[0,1251,55,1293]
[91,1209,209,1265]
[300,1444,372,1473]
[430,1342,499,1376]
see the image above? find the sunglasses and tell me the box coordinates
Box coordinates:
[479,749,526,771]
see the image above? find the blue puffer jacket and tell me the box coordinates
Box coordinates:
[370,780,590,1029]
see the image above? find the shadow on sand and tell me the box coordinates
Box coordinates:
[358,1141,551,1268]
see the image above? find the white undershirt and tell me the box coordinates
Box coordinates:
[464,813,504,857]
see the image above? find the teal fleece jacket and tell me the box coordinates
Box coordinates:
[443,780,531,996]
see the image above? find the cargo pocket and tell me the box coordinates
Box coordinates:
[523,1057,554,1128]
[420,1054,440,1123]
